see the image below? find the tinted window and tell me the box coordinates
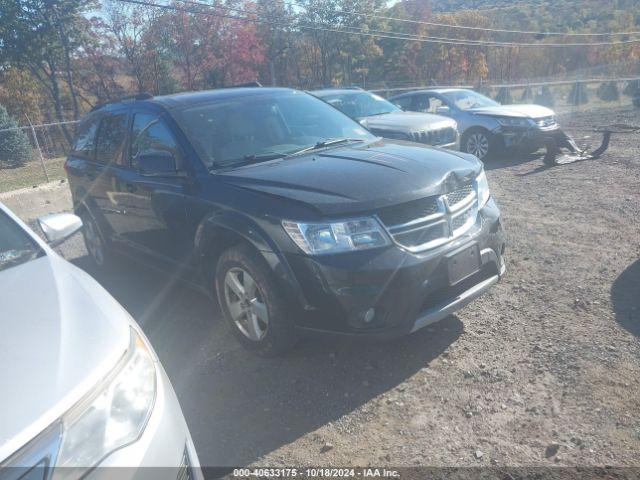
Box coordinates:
[415,95,444,114]
[95,113,128,164]
[173,91,373,169]
[72,115,100,160]
[392,96,413,110]
[130,113,180,170]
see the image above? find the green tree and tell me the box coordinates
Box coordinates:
[0,104,32,167]
[0,0,96,142]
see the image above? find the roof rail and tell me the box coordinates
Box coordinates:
[224,81,263,89]
[90,92,154,112]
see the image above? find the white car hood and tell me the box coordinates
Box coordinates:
[0,254,129,462]
[360,111,456,132]
[469,104,555,119]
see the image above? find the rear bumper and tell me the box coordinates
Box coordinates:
[287,198,506,339]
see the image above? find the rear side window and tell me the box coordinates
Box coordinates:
[95,113,128,164]
[393,97,413,110]
[130,113,180,169]
[71,115,100,160]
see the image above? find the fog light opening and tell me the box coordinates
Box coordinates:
[363,308,376,324]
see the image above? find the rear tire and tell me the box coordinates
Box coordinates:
[462,128,501,161]
[215,244,297,356]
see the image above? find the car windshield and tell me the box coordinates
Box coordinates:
[442,90,500,110]
[173,90,374,169]
[317,91,400,118]
[0,210,42,272]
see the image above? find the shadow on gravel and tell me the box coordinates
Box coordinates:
[483,152,541,171]
[611,259,640,337]
[71,254,462,467]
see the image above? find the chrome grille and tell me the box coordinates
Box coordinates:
[177,446,194,480]
[443,183,473,208]
[412,127,457,146]
[377,197,439,226]
[379,182,478,252]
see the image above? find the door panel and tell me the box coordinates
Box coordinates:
[92,112,130,237]
[113,112,191,263]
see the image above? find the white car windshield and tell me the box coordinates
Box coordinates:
[442,90,500,110]
[0,211,42,272]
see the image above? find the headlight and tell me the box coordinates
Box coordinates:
[282,217,390,255]
[54,328,156,477]
[476,169,491,207]
[495,116,532,127]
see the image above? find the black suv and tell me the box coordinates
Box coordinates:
[65,87,506,356]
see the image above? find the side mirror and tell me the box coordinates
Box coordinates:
[38,212,83,246]
[137,150,178,176]
[436,106,451,116]
[393,103,404,111]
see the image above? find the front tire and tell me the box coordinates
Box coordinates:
[462,128,500,161]
[215,244,297,356]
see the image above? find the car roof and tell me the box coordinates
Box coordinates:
[310,88,366,97]
[98,87,298,112]
[391,88,469,98]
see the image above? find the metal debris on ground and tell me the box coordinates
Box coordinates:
[543,123,640,166]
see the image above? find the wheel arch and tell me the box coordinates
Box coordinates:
[194,211,309,308]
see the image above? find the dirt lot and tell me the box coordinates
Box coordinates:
[0,157,66,193]
[47,106,640,469]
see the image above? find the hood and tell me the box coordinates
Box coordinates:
[0,254,130,462]
[359,111,456,132]
[469,104,554,119]
[218,139,481,216]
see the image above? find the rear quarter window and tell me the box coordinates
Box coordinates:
[71,114,101,160]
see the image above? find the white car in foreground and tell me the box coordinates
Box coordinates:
[0,203,201,479]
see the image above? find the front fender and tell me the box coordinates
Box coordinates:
[194,211,310,310]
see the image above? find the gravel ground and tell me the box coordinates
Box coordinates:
[54,106,640,470]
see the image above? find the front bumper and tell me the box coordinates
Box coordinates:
[286,198,505,339]
[497,125,561,151]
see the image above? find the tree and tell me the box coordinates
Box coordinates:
[0,0,96,142]
[102,0,157,92]
[0,104,32,167]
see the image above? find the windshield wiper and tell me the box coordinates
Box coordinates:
[365,111,393,117]
[210,152,287,170]
[289,138,365,156]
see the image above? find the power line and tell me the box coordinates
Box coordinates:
[281,0,640,37]
[177,0,640,47]
[116,0,640,47]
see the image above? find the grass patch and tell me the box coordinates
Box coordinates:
[0,157,67,193]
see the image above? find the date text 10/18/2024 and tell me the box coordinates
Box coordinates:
[232,468,401,478]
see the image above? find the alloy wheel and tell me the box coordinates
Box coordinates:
[223,267,269,341]
[466,132,490,159]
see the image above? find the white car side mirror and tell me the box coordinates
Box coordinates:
[38,212,83,246]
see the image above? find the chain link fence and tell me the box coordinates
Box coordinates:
[0,120,78,193]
